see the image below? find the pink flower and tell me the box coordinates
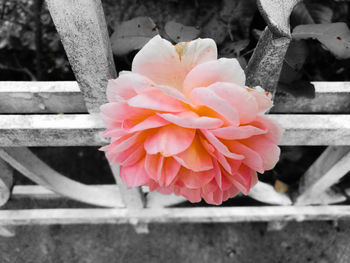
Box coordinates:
[100,35,283,205]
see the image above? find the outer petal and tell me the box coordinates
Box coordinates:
[128,89,187,112]
[144,125,196,156]
[247,86,273,113]
[120,157,153,187]
[101,102,152,122]
[240,137,281,171]
[210,125,266,140]
[183,58,245,95]
[158,112,223,129]
[128,115,170,133]
[190,87,240,126]
[161,157,181,187]
[209,82,259,124]
[250,116,283,144]
[106,73,153,102]
[179,168,215,189]
[174,135,213,172]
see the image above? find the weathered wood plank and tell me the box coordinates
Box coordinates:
[0,81,86,113]
[246,27,291,98]
[0,81,349,113]
[1,114,350,146]
[0,159,13,207]
[1,206,350,225]
[46,0,116,113]
[295,146,350,205]
[0,148,124,208]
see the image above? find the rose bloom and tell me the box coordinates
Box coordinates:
[100,35,282,205]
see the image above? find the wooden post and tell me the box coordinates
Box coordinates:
[295,146,350,205]
[0,159,13,207]
[46,0,116,113]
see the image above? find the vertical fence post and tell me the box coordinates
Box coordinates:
[46,0,116,113]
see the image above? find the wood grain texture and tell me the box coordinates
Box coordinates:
[295,146,350,205]
[0,81,86,113]
[0,148,124,208]
[1,81,349,114]
[1,114,350,146]
[245,28,291,98]
[257,0,301,37]
[1,206,350,225]
[0,159,13,207]
[46,0,116,113]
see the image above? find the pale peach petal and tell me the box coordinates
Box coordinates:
[121,144,145,166]
[100,102,151,122]
[120,157,153,187]
[201,129,244,160]
[212,159,222,189]
[240,137,281,171]
[210,125,266,140]
[158,112,223,129]
[144,125,195,156]
[174,135,213,172]
[106,73,153,102]
[190,87,240,126]
[128,89,187,112]
[179,168,214,189]
[128,115,170,133]
[102,128,127,138]
[161,157,181,187]
[145,154,164,181]
[225,141,264,173]
[247,86,273,113]
[250,116,283,144]
[183,58,245,95]
[209,82,259,124]
[155,85,191,104]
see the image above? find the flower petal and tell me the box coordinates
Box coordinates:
[128,89,187,112]
[100,102,152,122]
[247,86,273,113]
[183,58,245,95]
[144,125,195,156]
[210,125,266,140]
[250,116,283,144]
[190,87,240,126]
[179,168,215,189]
[158,112,223,129]
[174,135,213,172]
[209,82,259,124]
[120,157,153,187]
[128,115,170,133]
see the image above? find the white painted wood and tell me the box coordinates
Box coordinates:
[1,114,350,146]
[46,0,116,113]
[0,81,86,113]
[0,159,13,207]
[295,146,350,205]
[248,181,292,205]
[146,192,187,208]
[0,206,350,225]
[0,148,124,208]
[109,163,145,209]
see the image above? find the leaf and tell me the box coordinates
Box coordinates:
[201,16,227,45]
[164,21,200,43]
[111,17,159,56]
[291,2,333,26]
[279,80,315,99]
[293,22,350,59]
[257,0,302,37]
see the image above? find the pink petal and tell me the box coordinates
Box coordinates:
[145,154,164,181]
[210,125,266,140]
[240,137,281,171]
[106,73,153,102]
[160,157,181,187]
[250,116,283,144]
[128,115,170,133]
[200,129,244,160]
[179,168,214,189]
[180,187,202,203]
[100,102,152,122]
[183,58,245,95]
[158,112,223,129]
[247,86,273,113]
[144,125,195,156]
[120,157,153,187]
[212,159,222,189]
[128,89,187,112]
[190,87,240,126]
[209,82,259,124]
[226,140,264,173]
[155,85,191,105]
[102,128,127,138]
[174,135,213,172]
[121,144,145,166]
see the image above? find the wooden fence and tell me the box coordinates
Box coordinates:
[0,0,350,234]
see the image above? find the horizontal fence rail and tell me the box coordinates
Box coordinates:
[0,81,350,114]
[1,114,350,146]
[1,206,350,225]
